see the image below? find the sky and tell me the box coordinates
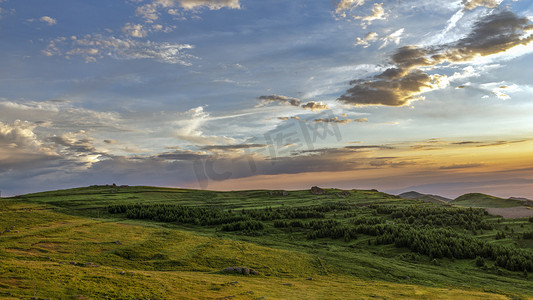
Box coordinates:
[0,0,533,199]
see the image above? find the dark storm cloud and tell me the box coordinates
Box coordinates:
[301,102,329,111]
[338,11,533,106]
[452,141,483,145]
[201,144,268,151]
[157,150,209,160]
[48,136,97,153]
[313,117,351,124]
[257,95,301,106]
[476,139,527,147]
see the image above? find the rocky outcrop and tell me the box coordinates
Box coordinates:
[310,186,325,195]
[223,266,260,275]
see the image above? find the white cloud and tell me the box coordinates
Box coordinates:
[359,3,387,28]
[463,0,502,10]
[179,0,240,11]
[379,28,404,49]
[480,82,522,100]
[0,120,42,150]
[335,1,388,28]
[43,34,196,65]
[355,32,378,48]
[122,23,147,38]
[136,0,241,20]
[39,16,57,25]
[175,106,235,145]
[335,0,366,19]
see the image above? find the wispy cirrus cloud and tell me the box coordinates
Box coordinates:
[440,163,484,169]
[42,34,195,64]
[175,106,236,145]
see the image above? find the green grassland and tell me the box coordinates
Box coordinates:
[1,185,533,299]
[451,193,525,208]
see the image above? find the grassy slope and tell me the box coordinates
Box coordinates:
[1,186,532,299]
[399,191,451,204]
[452,193,524,208]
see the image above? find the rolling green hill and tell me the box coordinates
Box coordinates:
[399,191,451,204]
[1,185,533,299]
[451,193,525,208]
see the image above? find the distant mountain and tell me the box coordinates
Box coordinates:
[398,191,452,204]
[508,197,533,207]
[451,193,524,208]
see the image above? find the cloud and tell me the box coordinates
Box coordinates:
[201,144,267,152]
[452,141,482,145]
[339,11,533,106]
[0,120,42,150]
[358,3,387,28]
[339,69,449,106]
[301,101,329,111]
[0,120,59,173]
[136,0,240,20]
[179,0,240,10]
[344,145,394,150]
[278,116,300,121]
[121,22,174,38]
[335,0,366,19]
[475,140,527,147]
[335,1,387,28]
[157,149,209,160]
[313,117,351,124]
[47,133,97,154]
[312,117,367,124]
[479,82,522,100]
[43,34,195,65]
[440,163,484,169]
[122,23,147,38]
[39,16,57,25]
[0,100,123,132]
[257,95,301,106]
[463,0,502,10]
[104,139,117,144]
[175,106,235,145]
[379,28,404,49]
[355,32,378,48]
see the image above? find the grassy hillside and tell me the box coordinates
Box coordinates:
[452,193,525,208]
[399,191,451,204]
[1,186,533,299]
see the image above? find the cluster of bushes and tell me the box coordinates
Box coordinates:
[220,220,264,232]
[107,203,353,231]
[107,202,533,272]
[108,204,245,226]
[241,202,355,221]
[359,223,533,271]
[371,205,493,230]
[522,231,533,239]
[274,208,533,272]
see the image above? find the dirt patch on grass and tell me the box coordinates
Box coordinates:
[485,207,533,218]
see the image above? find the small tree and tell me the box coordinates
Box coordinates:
[475,256,485,267]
